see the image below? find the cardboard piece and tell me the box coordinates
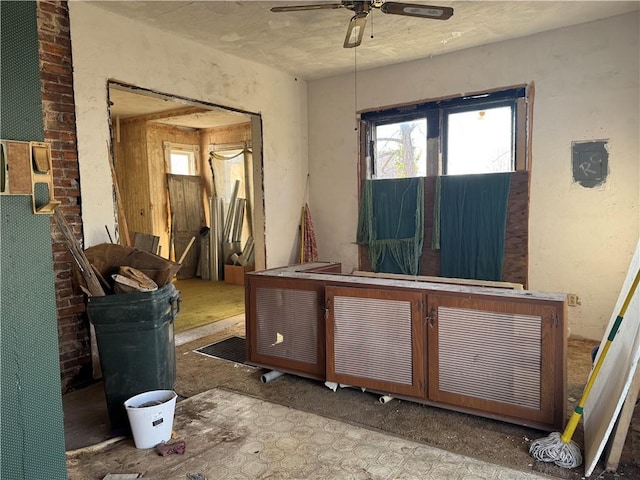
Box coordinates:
[84,243,181,289]
[224,264,253,286]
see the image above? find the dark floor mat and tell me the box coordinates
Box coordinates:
[195,336,246,365]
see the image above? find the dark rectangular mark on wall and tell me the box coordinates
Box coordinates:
[572,140,609,188]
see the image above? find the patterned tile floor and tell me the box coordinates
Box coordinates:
[67,388,554,480]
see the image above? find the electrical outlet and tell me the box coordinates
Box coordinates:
[567,294,581,307]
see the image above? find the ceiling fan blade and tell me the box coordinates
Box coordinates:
[344,12,368,48]
[271,3,344,13]
[380,2,454,20]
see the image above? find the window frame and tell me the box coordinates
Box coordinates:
[442,98,517,175]
[370,116,429,179]
[360,85,530,180]
[163,141,199,176]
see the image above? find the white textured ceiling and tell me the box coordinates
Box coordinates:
[94,1,639,80]
[109,86,252,127]
[99,1,639,126]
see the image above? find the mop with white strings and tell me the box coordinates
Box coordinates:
[529,269,640,469]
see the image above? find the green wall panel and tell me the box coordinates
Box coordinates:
[0,1,67,478]
[0,1,45,141]
[1,196,67,479]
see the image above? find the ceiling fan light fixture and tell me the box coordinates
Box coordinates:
[344,12,368,48]
[380,3,454,20]
[406,7,443,16]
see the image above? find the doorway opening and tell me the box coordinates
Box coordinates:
[106,81,265,334]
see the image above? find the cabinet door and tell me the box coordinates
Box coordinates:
[427,294,565,430]
[246,276,326,379]
[326,286,426,398]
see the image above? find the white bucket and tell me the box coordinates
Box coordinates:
[124,390,177,449]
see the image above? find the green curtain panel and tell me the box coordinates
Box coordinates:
[357,177,424,275]
[439,173,511,281]
[431,175,442,250]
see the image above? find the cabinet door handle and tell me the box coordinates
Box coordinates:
[426,307,437,328]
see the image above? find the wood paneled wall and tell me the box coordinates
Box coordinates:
[147,123,200,257]
[202,123,252,146]
[114,120,200,258]
[114,120,150,238]
[113,120,252,261]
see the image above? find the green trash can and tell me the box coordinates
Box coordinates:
[87,283,179,433]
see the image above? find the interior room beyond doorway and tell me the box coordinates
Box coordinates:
[107,83,263,332]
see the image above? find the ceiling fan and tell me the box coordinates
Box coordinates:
[271,1,454,48]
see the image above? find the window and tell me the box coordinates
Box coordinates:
[445,104,513,175]
[374,118,427,179]
[209,143,252,246]
[357,85,533,285]
[163,142,198,175]
[362,86,529,178]
[210,147,246,203]
[169,151,195,175]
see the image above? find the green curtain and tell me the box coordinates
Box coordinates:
[357,178,424,275]
[431,176,442,250]
[439,173,511,281]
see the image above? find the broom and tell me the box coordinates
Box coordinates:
[529,269,640,468]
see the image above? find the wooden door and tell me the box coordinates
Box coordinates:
[325,286,426,398]
[426,294,565,430]
[167,174,205,278]
[245,275,327,380]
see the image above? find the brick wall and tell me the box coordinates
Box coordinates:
[37,1,92,393]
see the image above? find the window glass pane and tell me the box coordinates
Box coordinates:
[374,119,427,179]
[169,151,193,175]
[446,106,513,175]
[211,149,245,203]
[211,149,250,244]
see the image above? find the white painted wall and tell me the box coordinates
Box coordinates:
[308,13,639,341]
[68,1,308,268]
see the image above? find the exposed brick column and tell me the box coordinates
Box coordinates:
[37,0,91,393]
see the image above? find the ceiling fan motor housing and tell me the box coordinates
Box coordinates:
[343,1,373,13]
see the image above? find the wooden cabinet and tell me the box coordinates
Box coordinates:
[245,263,567,431]
[426,294,566,430]
[246,275,328,380]
[326,286,426,398]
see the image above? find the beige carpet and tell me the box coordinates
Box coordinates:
[173,279,245,333]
